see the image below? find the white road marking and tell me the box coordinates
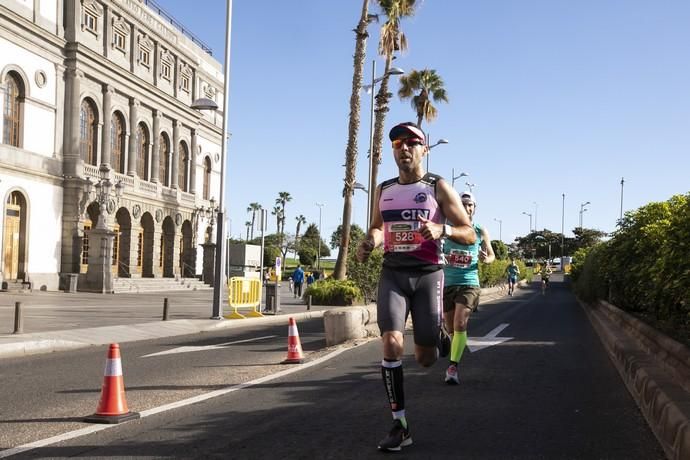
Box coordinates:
[0,346,353,458]
[141,335,278,357]
[467,323,513,353]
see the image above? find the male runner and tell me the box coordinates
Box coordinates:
[357,122,476,452]
[505,258,520,296]
[442,191,495,384]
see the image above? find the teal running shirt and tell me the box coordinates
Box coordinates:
[443,223,482,287]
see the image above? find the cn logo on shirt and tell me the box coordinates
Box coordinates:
[382,209,430,221]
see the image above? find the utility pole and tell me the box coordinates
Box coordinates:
[619,177,625,221]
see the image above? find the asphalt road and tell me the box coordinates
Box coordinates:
[1,280,665,459]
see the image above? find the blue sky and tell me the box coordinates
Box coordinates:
[160,0,690,248]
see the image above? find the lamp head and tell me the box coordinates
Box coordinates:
[387,67,405,76]
[83,177,93,195]
[209,197,216,210]
[191,97,219,111]
[115,180,124,198]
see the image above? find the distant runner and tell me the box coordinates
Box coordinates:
[505,258,520,296]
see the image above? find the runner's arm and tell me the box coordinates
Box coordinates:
[479,226,495,264]
[436,179,476,245]
[357,184,384,262]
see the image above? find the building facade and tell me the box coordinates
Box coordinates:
[0,0,225,291]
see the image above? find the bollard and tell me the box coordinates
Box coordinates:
[163,297,169,321]
[307,295,312,311]
[13,301,23,334]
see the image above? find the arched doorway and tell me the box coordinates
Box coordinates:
[3,191,28,280]
[115,208,132,277]
[180,220,194,277]
[161,216,175,277]
[140,212,154,277]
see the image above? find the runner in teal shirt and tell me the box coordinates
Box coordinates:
[442,191,495,384]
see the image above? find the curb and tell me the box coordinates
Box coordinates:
[0,310,325,359]
[581,300,690,460]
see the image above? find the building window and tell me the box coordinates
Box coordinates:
[159,133,170,186]
[178,142,189,192]
[161,61,172,81]
[136,123,149,180]
[180,74,190,93]
[110,112,125,173]
[113,30,126,51]
[83,10,97,34]
[80,99,98,165]
[203,156,211,200]
[2,72,23,147]
[139,47,151,68]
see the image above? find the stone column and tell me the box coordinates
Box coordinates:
[63,68,83,177]
[151,110,160,183]
[101,84,112,167]
[171,120,180,189]
[189,128,197,194]
[127,97,139,176]
[84,227,116,293]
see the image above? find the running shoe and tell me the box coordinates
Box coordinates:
[438,326,451,358]
[378,419,412,451]
[445,364,459,385]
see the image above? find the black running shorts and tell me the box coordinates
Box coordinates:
[376,267,444,347]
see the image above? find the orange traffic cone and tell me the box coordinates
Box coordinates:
[281,317,304,364]
[84,343,140,424]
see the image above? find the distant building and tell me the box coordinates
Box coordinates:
[0,0,226,291]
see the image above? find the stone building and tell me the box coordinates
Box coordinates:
[0,0,225,292]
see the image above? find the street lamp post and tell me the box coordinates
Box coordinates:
[493,218,502,242]
[522,211,532,233]
[561,193,565,257]
[82,163,125,294]
[426,137,449,171]
[365,61,404,230]
[465,182,476,192]
[190,0,232,320]
[316,202,324,270]
[619,177,625,221]
[533,201,538,230]
[579,201,590,229]
[451,168,468,188]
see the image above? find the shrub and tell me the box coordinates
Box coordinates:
[304,278,363,306]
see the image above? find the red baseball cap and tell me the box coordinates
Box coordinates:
[389,122,426,143]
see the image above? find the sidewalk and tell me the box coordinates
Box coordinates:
[0,283,327,359]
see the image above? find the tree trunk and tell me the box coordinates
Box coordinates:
[333,0,370,280]
[369,54,393,224]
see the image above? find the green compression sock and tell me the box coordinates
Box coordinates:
[450,331,467,364]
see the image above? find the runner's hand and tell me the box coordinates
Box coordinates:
[417,215,443,241]
[357,237,375,262]
[479,249,488,261]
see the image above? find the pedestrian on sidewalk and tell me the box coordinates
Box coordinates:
[356,122,476,452]
[292,265,305,298]
[441,191,495,385]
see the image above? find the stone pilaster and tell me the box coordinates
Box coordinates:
[151,110,160,182]
[127,97,139,176]
[101,84,113,167]
[171,120,180,189]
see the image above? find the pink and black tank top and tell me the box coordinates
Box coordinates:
[379,173,445,270]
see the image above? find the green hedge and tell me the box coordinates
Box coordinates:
[571,193,690,344]
[304,278,363,306]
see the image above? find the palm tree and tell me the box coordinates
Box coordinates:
[247,202,262,240]
[275,192,292,236]
[334,0,373,281]
[398,68,449,128]
[271,206,283,235]
[245,221,251,241]
[294,215,307,242]
[369,0,416,221]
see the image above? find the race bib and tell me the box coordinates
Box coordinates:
[447,249,473,268]
[385,221,423,252]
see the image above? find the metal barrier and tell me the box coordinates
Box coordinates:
[225,277,263,319]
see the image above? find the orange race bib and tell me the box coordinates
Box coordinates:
[385,221,423,252]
